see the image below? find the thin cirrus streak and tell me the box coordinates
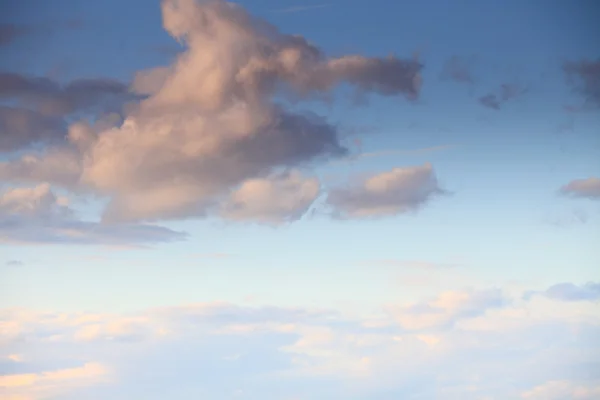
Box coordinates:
[270,4,332,14]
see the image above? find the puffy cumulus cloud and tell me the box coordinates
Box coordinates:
[563,58,600,109]
[220,171,320,225]
[521,380,600,400]
[525,282,600,302]
[385,289,508,331]
[560,177,600,200]
[0,184,185,245]
[1,284,598,399]
[0,0,423,225]
[326,163,445,219]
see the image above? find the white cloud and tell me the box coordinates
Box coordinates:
[1,285,598,399]
[385,288,507,331]
[521,380,600,400]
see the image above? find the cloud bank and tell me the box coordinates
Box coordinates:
[1,284,598,399]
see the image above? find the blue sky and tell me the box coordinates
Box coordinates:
[1,1,599,399]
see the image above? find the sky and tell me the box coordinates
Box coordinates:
[0,0,599,399]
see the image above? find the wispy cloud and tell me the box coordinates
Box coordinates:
[271,4,332,14]
[331,145,456,166]
[359,259,459,270]
[1,284,597,399]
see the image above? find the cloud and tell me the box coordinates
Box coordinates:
[271,4,332,14]
[5,260,23,267]
[1,284,598,399]
[559,177,600,200]
[0,106,65,152]
[0,362,109,400]
[0,0,423,225]
[0,72,136,153]
[0,24,30,47]
[359,259,458,270]
[478,93,501,109]
[220,170,320,225]
[525,282,600,302]
[478,83,528,110]
[0,20,83,47]
[326,163,446,219]
[563,58,600,109]
[521,380,600,400]
[440,55,476,84]
[0,184,185,246]
[386,289,508,331]
[338,145,456,164]
[0,72,134,118]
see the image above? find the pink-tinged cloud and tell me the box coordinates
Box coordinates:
[1,284,598,399]
[560,177,600,200]
[0,0,424,225]
[326,163,446,219]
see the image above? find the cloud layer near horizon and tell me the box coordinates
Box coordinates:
[1,282,599,399]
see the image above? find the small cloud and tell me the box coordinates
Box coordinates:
[563,58,600,110]
[326,163,447,219]
[361,259,458,270]
[188,253,232,259]
[521,380,600,400]
[220,171,320,226]
[543,208,589,228]
[337,145,456,164]
[440,55,477,84]
[5,260,23,267]
[479,93,501,110]
[525,282,600,302]
[271,4,332,14]
[386,288,508,331]
[478,83,528,110]
[559,177,600,200]
[7,354,23,362]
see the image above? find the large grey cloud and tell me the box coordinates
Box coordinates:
[0,0,424,225]
[326,163,446,219]
[0,72,137,152]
